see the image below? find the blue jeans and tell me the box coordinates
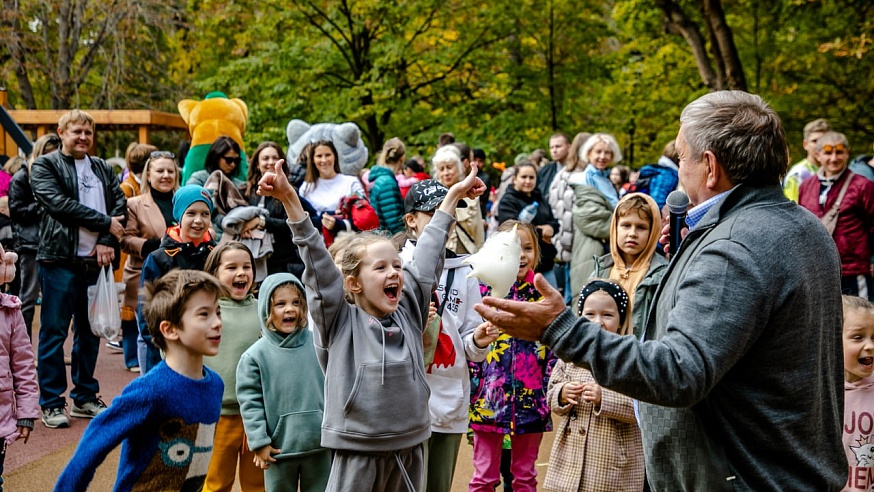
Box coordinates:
[137,331,162,373]
[553,262,573,305]
[121,319,139,369]
[540,268,558,291]
[37,261,101,409]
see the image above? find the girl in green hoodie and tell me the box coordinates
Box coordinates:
[237,273,330,492]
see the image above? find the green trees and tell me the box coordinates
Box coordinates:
[2,0,872,165]
[1,0,186,110]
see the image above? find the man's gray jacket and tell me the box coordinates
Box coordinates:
[543,184,846,491]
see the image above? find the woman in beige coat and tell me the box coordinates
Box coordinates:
[432,145,484,254]
[544,280,644,491]
[118,152,179,371]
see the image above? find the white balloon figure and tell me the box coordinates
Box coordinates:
[462,224,521,299]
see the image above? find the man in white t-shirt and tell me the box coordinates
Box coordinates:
[30,110,127,429]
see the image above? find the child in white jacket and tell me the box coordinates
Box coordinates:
[400,180,498,492]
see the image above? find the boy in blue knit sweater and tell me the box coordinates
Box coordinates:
[55,270,226,492]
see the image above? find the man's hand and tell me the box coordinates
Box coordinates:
[253,444,280,469]
[474,273,566,341]
[109,216,125,241]
[95,244,115,266]
[658,222,689,258]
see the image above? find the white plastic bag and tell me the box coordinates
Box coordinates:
[88,266,121,340]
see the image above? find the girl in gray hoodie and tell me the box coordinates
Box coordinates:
[257,160,485,492]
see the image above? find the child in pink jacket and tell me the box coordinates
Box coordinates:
[842,295,874,492]
[0,244,38,491]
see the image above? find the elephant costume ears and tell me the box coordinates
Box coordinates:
[285,119,369,177]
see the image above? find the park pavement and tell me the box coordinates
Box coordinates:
[6,307,553,491]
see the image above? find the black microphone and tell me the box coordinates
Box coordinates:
[666,190,690,256]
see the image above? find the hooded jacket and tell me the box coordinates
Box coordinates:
[400,242,488,434]
[368,165,405,234]
[0,293,38,444]
[469,270,557,435]
[844,376,874,491]
[236,273,326,458]
[591,193,668,339]
[290,210,453,452]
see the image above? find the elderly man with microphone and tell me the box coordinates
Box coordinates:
[477,91,846,491]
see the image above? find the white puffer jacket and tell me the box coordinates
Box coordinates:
[548,169,582,263]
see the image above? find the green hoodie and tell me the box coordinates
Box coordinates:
[236,273,326,457]
[203,294,260,415]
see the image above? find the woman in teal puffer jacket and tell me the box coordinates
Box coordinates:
[367,137,407,234]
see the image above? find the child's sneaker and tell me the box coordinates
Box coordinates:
[70,399,107,419]
[41,407,70,429]
[105,340,123,353]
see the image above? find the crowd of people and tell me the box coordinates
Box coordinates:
[0,90,872,492]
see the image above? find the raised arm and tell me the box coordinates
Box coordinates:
[259,160,348,346]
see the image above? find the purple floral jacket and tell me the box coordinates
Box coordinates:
[469,270,557,435]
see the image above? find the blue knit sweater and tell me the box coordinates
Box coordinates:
[55,362,223,492]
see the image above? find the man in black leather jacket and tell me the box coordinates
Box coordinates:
[31,110,126,429]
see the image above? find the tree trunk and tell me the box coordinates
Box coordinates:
[9,44,37,109]
[654,0,719,90]
[547,0,558,130]
[701,0,747,91]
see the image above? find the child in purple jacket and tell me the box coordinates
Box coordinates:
[468,221,557,492]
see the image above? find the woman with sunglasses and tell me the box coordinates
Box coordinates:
[119,151,180,372]
[799,131,874,301]
[187,136,245,188]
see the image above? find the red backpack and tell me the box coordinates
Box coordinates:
[323,193,381,246]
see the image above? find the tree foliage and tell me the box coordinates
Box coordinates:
[1,0,187,110]
[2,0,873,166]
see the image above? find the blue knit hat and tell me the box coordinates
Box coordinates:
[172,185,214,223]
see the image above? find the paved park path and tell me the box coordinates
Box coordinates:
[6,307,553,491]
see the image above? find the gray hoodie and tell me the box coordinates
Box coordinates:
[289,210,453,452]
[236,273,326,458]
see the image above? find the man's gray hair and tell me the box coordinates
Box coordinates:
[680,91,789,186]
